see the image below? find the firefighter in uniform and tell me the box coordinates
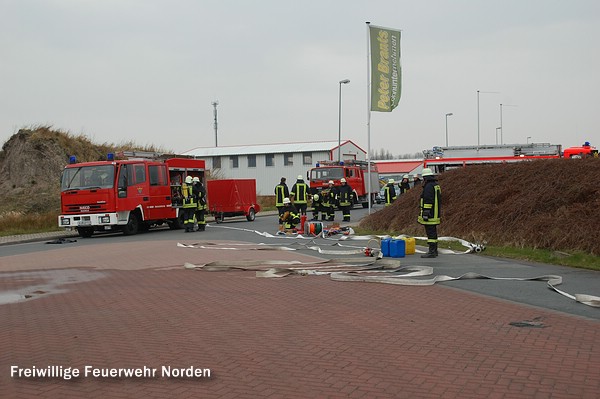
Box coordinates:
[399,175,411,194]
[274,177,289,228]
[384,178,397,206]
[413,174,422,188]
[290,175,309,216]
[182,176,197,232]
[337,178,353,222]
[321,180,336,221]
[311,193,324,221]
[278,197,300,234]
[192,176,207,232]
[417,168,442,258]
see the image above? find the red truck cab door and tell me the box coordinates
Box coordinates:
[117,163,152,218]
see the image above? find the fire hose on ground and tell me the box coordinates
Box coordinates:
[178,225,600,308]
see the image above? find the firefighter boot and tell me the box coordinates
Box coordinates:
[197,224,205,232]
[421,243,438,258]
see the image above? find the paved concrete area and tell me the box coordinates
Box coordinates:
[1,233,599,398]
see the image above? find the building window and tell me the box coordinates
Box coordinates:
[230,155,239,168]
[212,156,221,169]
[284,153,293,166]
[247,154,256,168]
[265,153,275,167]
[302,152,312,165]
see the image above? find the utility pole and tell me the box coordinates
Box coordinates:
[212,100,219,147]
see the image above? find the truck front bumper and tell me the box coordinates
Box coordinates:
[58,212,129,229]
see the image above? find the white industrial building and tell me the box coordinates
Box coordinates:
[181,140,366,195]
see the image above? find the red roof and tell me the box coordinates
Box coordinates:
[374,160,422,174]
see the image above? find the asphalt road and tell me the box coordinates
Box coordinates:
[1,203,599,320]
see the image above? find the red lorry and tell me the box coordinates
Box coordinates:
[308,160,380,208]
[58,155,206,237]
[206,179,260,223]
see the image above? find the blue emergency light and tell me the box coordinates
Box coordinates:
[107,153,114,161]
[69,155,77,164]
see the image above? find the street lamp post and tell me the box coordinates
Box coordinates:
[445,113,453,147]
[496,127,501,145]
[338,79,350,162]
[212,100,219,147]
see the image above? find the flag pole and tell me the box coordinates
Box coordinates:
[366,21,372,215]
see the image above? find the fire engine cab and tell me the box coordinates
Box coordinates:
[58,154,205,237]
[563,142,598,158]
[308,160,379,208]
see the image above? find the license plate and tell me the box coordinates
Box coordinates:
[78,220,91,226]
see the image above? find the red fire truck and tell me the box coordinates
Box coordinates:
[422,143,562,173]
[423,142,598,173]
[58,154,206,237]
[307,160,380,208]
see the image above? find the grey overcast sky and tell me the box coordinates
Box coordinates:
[1,0,599,156]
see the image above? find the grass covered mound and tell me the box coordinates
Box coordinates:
[360,158,600,256]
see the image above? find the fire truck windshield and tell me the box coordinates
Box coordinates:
[61,165,115,190]
[310,167,344,181]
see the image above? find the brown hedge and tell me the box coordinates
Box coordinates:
[360,158,600,255]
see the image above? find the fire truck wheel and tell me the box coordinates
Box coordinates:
[215,213,224,223]
[122,212,140,235]
[246,208,256,222]
[77,227,94,238]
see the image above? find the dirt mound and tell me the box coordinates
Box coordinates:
[1,128,69,212]
[360,158,600,255]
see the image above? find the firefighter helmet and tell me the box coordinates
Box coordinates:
[297,175,303,180]
[313,194,319,201]
[192,177,200,183]
[421,168,434,177]
[328,180,334,185]
[403,174,409,179]
[340,178,346,183]
[283,197,291,204]
[388,178,394,184]
[185,176,193,184]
